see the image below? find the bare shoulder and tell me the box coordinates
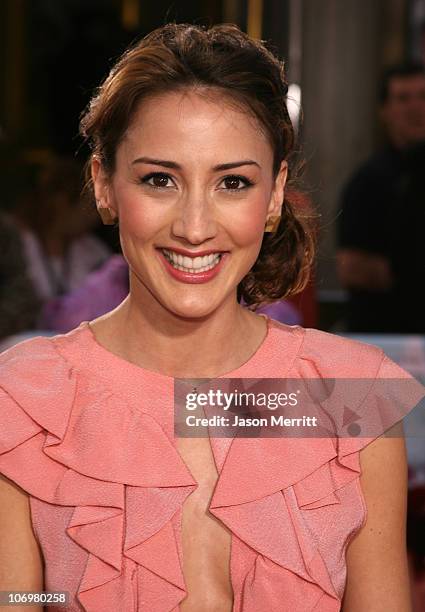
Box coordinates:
[0,473,44,606]
[342,423,411,611]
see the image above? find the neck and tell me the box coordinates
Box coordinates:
[94,283,265,378]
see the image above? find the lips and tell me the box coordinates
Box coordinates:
[157,248,228,284]
[162,248,222,273]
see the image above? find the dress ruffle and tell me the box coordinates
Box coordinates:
[0,326,424,611]
[0,338,197,611]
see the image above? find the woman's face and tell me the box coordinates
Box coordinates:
[92,89,287,319]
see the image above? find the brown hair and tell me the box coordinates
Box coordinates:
[80,22,316,306]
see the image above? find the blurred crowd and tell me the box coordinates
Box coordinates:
[0,153,129,350]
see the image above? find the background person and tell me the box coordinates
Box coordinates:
[0,213,41,340]
[337,63,425,333]
[12,155,111,304]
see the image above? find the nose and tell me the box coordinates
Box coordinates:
[171,189,218,244]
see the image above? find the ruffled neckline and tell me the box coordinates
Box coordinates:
[81,313,304,382]
[48,317,346,610]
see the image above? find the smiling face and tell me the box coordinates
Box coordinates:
[92,88,287,319]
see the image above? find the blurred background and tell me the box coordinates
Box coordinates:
[0,1,425,605]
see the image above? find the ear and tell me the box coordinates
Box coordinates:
[91,156,117,216]
[267,160,288,217]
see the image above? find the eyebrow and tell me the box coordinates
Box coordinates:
[131,156,260,171]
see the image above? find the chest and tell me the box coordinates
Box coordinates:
[175,436,234,612]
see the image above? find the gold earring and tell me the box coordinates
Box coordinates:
[97,205,117,225]
[264,215,281,233]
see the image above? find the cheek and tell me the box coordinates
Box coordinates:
[229,195,269,248]
[114,188,165,242]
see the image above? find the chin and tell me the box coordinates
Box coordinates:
[163,298,221,321]
[154,286,230,320]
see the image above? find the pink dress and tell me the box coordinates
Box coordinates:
[0,317,423,611]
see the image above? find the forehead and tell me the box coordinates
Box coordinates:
[120,88,272,161]
[388,74,425,96]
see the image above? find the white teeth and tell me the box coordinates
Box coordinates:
[162,249,222,273]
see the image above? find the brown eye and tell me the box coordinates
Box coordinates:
[219,175,253,191]
[223,176,242,190]
[141,173,174,188]
[152,174,168,187]
[151,174,170,187]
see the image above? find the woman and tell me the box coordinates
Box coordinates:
[0,23,423,612]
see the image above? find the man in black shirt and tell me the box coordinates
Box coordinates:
[337,63,425,333]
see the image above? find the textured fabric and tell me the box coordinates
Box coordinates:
[0,317,423,611]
